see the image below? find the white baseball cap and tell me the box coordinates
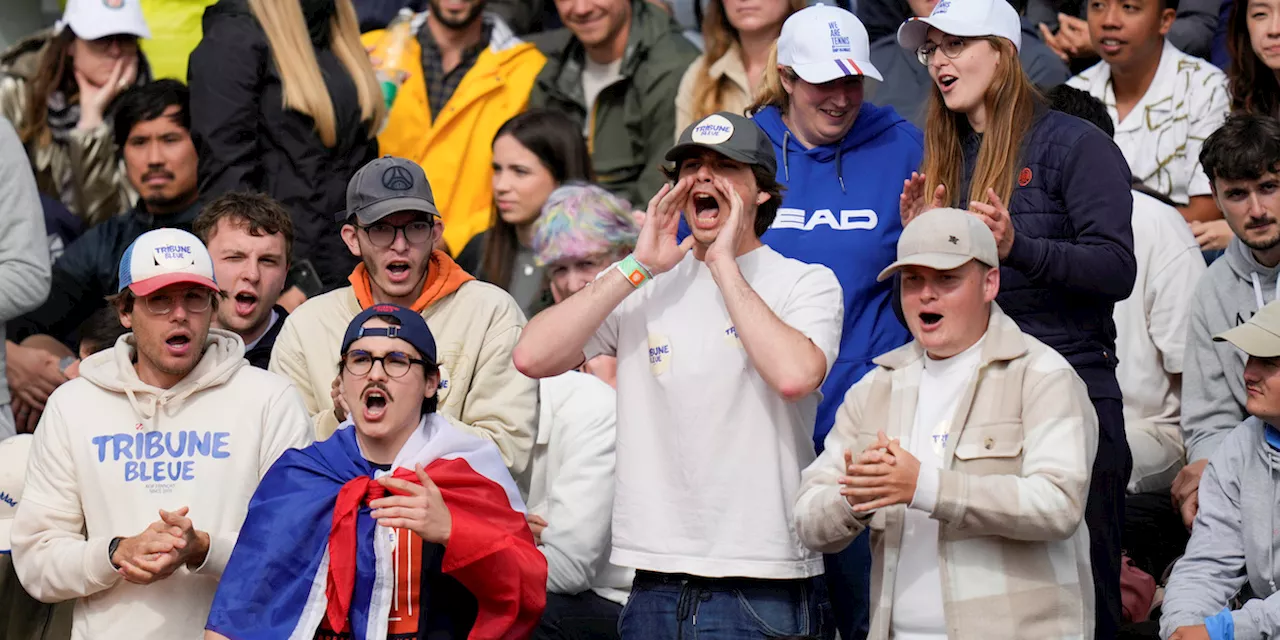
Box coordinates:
[56,0,151,42]
[897,0,1022,53]
[118,228,218,297]
[778,3,882,83]
[0,435,34,554]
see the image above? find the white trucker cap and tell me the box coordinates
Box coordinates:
[56,0,152,41]
[778,3,882,83]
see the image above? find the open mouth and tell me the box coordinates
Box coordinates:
[386,261,411,283]
[1098,38,1124,53]
[819,108,848,120]
[919,312,943,330]
[234,291,258,316]
[693,193,720,220]
[165,333,192,355]
[938,75,958,90]
[362,387,391,420]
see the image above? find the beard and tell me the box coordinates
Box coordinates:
[428,0,485,29]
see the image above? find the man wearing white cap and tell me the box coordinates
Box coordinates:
[10,228,313,639]
[0,435,72,640]
[796,207,1099,640]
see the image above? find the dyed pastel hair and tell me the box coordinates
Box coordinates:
[532,183,639,267]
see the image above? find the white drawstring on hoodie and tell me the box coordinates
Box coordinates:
[1250,272,1280,311]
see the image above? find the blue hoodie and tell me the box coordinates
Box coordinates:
[754,103,923,449]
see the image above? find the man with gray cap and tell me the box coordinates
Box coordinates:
[514,112,843,638]
[1160,300,1280,640]
[795,207,1099,639]
[269,156,538,476]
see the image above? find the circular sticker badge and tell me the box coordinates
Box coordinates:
[691,114,735,145]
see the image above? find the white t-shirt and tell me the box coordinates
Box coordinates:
[581,57,623,136]
[1068,40,1229,205]
[891,336,985,640]
[1113,191,1205,493]
[585,247,844,579]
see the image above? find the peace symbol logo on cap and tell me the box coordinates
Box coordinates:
[382,166,414,191]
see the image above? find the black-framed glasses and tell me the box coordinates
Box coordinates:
[342,350,426,378]
[916,36,972,66]
[144,288,213,315]
[358,220,434,248]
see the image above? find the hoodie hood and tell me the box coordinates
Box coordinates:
[1225,237,1280,309]
[79,328,247,428]
[349,249,475,313]
[753,103,909,192]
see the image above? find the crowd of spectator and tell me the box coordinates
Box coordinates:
[0,0,1277,638]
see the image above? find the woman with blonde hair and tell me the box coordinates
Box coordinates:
[674,0,805,135]
[188,0,384,290]
[896,0,1136,637]
[0,0,151,226]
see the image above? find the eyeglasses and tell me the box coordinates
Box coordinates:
[359,221,434,248]
[144,288,213,315]
[916,36,972,66]
[342,350,427,378]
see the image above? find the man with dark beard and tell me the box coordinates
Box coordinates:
[362,0,547,255]
[1176,113,1280,530]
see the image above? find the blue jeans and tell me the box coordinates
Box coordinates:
[619,571,834,640]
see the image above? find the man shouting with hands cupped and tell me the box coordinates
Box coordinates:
[794,208,1100,640]
[513,112,844,639]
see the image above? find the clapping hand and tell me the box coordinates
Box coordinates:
[970,188,1015,259]
[840,431,921,512]
[900,172,948,227]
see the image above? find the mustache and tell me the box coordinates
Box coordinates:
[362,382,394,402]
[142,170,174,181]
[1246,217,1277,229]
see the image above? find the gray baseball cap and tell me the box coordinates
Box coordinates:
[342,156,440,224]
[877,207,999,282]
[665,112,777,175]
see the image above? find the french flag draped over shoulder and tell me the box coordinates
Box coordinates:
[206,415,547,640]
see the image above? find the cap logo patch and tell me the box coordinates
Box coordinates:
[382,165,414,191]
[152,243,195,267]
[933,0,952,15]
[104,0,125,8]
[691,115,735,144]
[828,21,852,54]
[948,235,959,245]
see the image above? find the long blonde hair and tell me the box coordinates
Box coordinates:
[693,0,805,121]
[921,37,1038,209]
[747,44,790,115]
[247,0,384,147]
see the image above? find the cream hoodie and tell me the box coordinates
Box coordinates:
[269,279,539,474]
[11,329,313,640]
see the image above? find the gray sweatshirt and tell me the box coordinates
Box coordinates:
[1182,238,1280,462]
[0,119,53,437]
[1161,417,1280,639]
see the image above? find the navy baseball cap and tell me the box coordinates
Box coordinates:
[342,156,440,224]
[341,304,437,362]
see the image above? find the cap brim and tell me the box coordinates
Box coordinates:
[348,196,441,225]
[792,59,883,84]
[1214,323,1280,358]
[896,15,990,51]
[876,253,974,282]
[0,518,12,554]
[63,19,151,41]
[664,142,761,166]
[128,273,219,297]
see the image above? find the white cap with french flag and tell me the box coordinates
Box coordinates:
[118,228,218,297]
[777,2,882,83]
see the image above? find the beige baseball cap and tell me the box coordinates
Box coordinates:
[1215,300,1280,358]
[877,207,999,282]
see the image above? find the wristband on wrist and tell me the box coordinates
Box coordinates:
[108,536,123,569]
[617,254,653,288]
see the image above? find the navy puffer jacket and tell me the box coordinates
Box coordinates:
[959,107,1136,400]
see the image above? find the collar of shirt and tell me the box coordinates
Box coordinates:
[1091,39,1182,133]
[417,14,493,62]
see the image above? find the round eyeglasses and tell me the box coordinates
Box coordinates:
[342,350,427,378]
[358,220,434,248]
[144,288,213,315]
[916,36,971,66]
